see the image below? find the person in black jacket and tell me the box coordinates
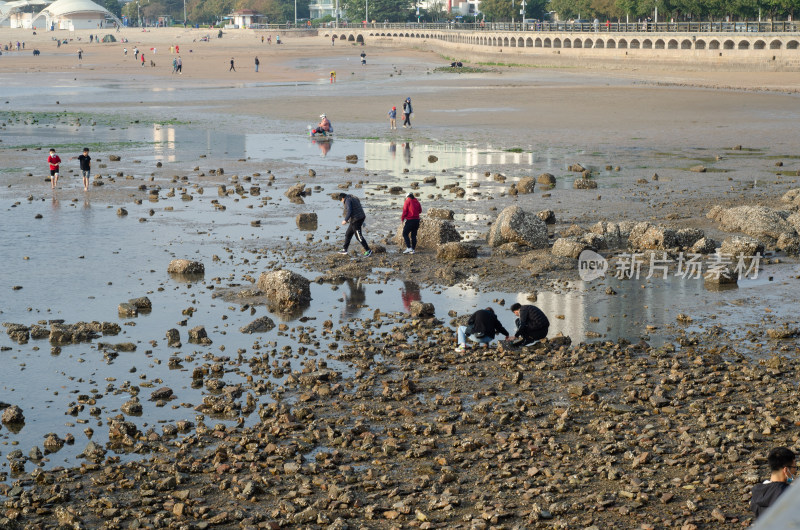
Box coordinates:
[509,302,549,346]
[751,446,796,518]
[456,307,509,352]
[337,193,372,257]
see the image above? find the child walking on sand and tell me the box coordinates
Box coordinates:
[70,147,91,191]
[388,106,397,130]
[48,148,61,189]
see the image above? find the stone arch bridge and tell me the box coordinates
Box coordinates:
[327,28,800,53]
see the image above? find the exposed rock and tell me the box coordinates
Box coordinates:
[116,207,128,216]
[117,303,138,317]
[708,205,793,241]
[150,387,174,400]
[689,165,706,172]
[166,328,181,347]
[167,259,205,275]
[628,224,677,250]
[2,405,24,424]
[551,238,589,259]
[427,208,454,220]
[121,398,143,415]
[573,178,598,189]
[515,176,536,194]
[427,155,438,163]
[81,441,106,462]
[590,221,633,248]
[296,212,318,229]
[285,183,307,198]
[436,241,478,260]
[188,326,212,344]
[719,236,765,259]
[568,163,585,172]
[537,210,556,224]
[537,173,556,186]
[488,206,549,249]
[345,154,358,163]
[777,232,800,254]
[240,316,276,334]
[394,219,461,250]
[128,297,152,310]
[690,237,717,254]
[781,188,800,207]
[409,301,435,318]
[108,154,121,161]
[257,270,312,310]
[674,228,705,249]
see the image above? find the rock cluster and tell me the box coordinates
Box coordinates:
[488,206,549,249]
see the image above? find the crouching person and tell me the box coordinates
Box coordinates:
[456,307,509,353]
[508,302,550,346]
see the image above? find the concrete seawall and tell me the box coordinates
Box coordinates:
[326,28,800,71]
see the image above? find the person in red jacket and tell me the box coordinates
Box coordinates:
[401,192,421,254]
[47,148,61,189]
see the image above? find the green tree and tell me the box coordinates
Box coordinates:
[480,0,514,20]
[344,0,413,22]
[97,0,122,18]
[523,0,549,19]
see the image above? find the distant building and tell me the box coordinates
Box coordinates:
[36,0,122,29]
[308,0,341,20]
[227,9,263,28]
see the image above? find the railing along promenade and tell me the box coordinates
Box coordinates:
[326,20,799,33]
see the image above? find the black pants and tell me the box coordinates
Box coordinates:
[515,318,548,343]
[402,219,420,249]
[344,218,370,251]
[403,113,411,126]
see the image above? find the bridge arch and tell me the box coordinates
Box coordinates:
[526,37,533,47]
[642,39,652,49]
[709,39,720,49]
[535,37,542,47]
[553,37,561,48]
[723,39,735,49]
[594,39,604,48]
[543,37,551,48]
[738,40,750,49]
[681,39,691,49]
[788,40,800,49]
[618,38,627,49]
[584,38,593,48]
[356,34,364,43]
[629,39,639,49]
[695,39,706,49]
[607,39,616,48]
[655,39,665,49]
[754,39,766,49]
[563,37,572,48]
[770,39,782,49]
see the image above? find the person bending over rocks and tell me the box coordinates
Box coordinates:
[456,307,509,352]
[508,302,549,346]
[751,446,796,518]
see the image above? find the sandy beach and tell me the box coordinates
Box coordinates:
[2,25,800,528]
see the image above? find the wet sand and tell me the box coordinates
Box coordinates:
[2,26,800,528]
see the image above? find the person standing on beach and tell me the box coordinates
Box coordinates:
[330,70,336,83]
[337,193,372,257]
[360,51,366,66]
[134,46,139,59]
[401,192,421,254]
[388,106,396,129]
[254,56,259,72]
[229,58,235,71]
[402,97,412,128]
[172,57,177,73]
[261,35,264,43]
[123,47,127,56]
[140,53,145,67]
[47,149,61,189]
[77,48,83,60]
[70,147,91,192]
[176,56,182,74]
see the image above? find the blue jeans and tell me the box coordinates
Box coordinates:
[457,325,492,346]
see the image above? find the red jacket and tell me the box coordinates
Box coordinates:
[402,196,421,221]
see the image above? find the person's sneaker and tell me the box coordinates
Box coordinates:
[403,248,413,254]
[337,249,348,255]
[454,344,467,353]
[409,249,415,254]
[511,337,525,347]
[363,250,373,257]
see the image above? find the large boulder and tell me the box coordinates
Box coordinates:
[436,242,478,260]
[515,176,536,194]
[551,238,589,259]
[787,212,800,234]
[781,188,800,207]
[629,224,677,250]
[167,259,204,275]
[1,405,24,425]
[239,316,276,334]
[675,228,705,249]
[537,173,556,186]
[427,208,454,220]
[487,206,549,249]
[257,270,311,310]
[285,183,307,198]
[393,218,461,250]
[690,237,717,254]
[573,178,597,189]
[708,205,794,241]
[777,232,800,255]
[719,236,765,259]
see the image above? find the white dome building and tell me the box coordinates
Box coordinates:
[35,0,121,30]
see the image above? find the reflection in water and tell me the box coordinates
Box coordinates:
[342,278,366,317]
[153,125,177,163]
[389,141,396,158]
[402,142,411,165]
[312,138,332,157]
[401,281,421,312]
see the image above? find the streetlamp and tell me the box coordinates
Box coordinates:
[365,0,368,26]
[183,0,186,25]
[294,0,297,26]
